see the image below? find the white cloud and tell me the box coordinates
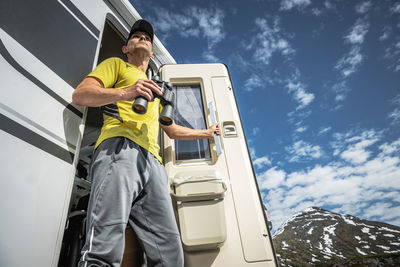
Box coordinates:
[286,165,335,187]
[340,147,371,165]
[277,39,291,54]
[384,40,400,72]
[249,146,256,159]
[379,26,391,41]
[330,80,350,104]
[286,140,323,162]
[345,19,369,45]
[248,17,295,66]
[190,7,225,49]
[363,202,398,220]
[253,156,272,169]
[244,74,264,92]
[287,82,315,110]
[391,2,400,13]
[388,95,400,124]
[355,1,372,14]
[252,127,260,135]
[332,130,379,162]
[152,9,197,39]
[334,18,369,83]
[201,51,219,62]
[340,131,379,164]
[335,46,363,77]
[296,126,307,133]
[324,1,333,9]
[280,0,312,10]
[288,109,311,123]
[388,108,400,124]
[150,6,225,61]
[257,167,286,189]
[296,88,314,109]
[308,1,335,17]
[392,94,400,105]
[318,127,332,135]
[311,8,322,16]
[379,138,400,155]
[379,206,400,223]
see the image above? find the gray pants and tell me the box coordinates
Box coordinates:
[78,137,183,267]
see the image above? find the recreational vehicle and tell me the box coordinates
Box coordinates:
[0,0,278,266]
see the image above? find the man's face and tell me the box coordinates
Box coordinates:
[125,31,153,56]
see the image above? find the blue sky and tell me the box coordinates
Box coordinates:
[132,0,400,231]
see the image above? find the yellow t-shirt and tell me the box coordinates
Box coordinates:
[88,57,162,162]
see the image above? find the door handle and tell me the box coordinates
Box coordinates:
[223,124,237,137]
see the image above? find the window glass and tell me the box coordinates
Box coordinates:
[173,85,211,162]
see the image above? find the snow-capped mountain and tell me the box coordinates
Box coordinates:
[272,207,400,266]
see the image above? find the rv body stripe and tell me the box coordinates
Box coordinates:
[0,102,76,151]
[0,39,83,119]
[58,0,100,40]
[0,0,98,88]
[103,0,131,30]
[0,113,74,164]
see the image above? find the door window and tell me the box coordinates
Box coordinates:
[173,85,211,163]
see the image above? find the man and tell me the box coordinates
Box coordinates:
[72,19,220,267]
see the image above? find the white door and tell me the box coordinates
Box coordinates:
[160,63,277,267]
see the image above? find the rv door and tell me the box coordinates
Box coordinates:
[160,64,277,267]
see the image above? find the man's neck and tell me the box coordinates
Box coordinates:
[127,51,151,73]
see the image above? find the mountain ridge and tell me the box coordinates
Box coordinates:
[272,206,400,266]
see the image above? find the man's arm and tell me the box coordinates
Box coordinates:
[160,123,220,140]
[72,76,162,107]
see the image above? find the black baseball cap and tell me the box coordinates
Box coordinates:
[126,19,154,44]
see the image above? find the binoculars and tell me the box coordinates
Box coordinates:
[132,76,175,126]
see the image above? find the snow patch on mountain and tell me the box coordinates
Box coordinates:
[381,227,400,233]
[361,227,370,233]
[356,247,367,255]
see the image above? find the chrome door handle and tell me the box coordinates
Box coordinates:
[223,125,237,137]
